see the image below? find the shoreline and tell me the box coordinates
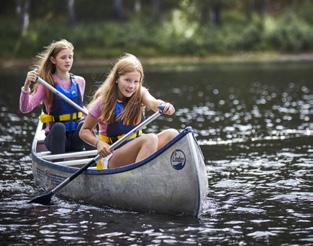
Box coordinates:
[1,52,313,69]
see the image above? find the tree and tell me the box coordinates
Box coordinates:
[16,0,31,34]
[211,0,221,25]
[114,0,124,19]
[67,0,76,26]
[151,0,160,21]
[194,0,222,26]
[134,0,141,13]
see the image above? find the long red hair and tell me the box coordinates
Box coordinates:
[91,53,144,125]
[32,39,74,105]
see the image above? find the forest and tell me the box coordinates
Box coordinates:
[1,0,313,59]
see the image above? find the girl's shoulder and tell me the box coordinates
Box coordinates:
[88,96,103,118]
[72,75,85,84]
[141,86,149,95]
[89,96,103,109]
[141,86,152,99]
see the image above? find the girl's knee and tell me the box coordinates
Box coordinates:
[168,129,179,137]
[164,129,179,140]
[51,123,66,137]
[141,133,158,148]
[156,129,179,150]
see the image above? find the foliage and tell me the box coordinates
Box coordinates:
[1,0,313,59]
[266,14,313,51]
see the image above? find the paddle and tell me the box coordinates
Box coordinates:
[36,76,88,115]
[28,109,163,205]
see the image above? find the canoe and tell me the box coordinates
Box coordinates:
[31,121,208,217]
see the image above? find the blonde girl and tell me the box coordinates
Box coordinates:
[19,39,86,154]
[79,53,178,168]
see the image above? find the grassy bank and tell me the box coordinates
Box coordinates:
[2,52,313,69]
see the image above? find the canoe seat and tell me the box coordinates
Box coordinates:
[40,150,97,167]
[41,149,97,160]
[55,157,94,166]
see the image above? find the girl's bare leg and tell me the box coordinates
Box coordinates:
[108,133,158,168]
[157,129,179,149]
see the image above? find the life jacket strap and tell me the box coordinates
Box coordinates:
[39,112,83,123]
[99,130,143,144]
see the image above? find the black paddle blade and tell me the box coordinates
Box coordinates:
[28,191,54,205]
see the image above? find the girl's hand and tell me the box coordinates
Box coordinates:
[24,70,38,90]
[160,102,175,115]
[96,140,112,158]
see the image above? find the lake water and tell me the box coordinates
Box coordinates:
[0,61,312,245]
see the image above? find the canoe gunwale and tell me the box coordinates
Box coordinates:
[32,126,194,175]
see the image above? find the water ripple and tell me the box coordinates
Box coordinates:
[1,64,313,245]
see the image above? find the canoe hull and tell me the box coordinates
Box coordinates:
[31,127,208,217]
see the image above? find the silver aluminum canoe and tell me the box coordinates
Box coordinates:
[31,122,208,217]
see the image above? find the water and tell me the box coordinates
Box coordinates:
[0,62,312,245]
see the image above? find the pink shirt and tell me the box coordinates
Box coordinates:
[88,96,108,135]
[19,75,86,131]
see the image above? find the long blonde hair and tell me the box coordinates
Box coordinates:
[32,39,74,104]
[92,53,144,125]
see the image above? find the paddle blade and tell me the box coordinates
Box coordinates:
[28,191,54,205]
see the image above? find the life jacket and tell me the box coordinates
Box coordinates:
[39,75,83,132]
[99,101,142,144]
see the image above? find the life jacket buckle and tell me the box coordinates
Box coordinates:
[39,113,54,123]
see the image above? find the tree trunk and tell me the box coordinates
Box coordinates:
[114,0,124,19]
[246,0,255,20]
[151,0,160,21]
[67,0,76,26]
[134,0,141,13]
[16,0,31,34]
[200,3,210,25]
[211,2,221,25]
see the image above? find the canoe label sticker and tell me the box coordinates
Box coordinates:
[170,149,186,170]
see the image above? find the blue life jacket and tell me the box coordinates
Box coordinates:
[49,76,83,132]
[104,101,142,143]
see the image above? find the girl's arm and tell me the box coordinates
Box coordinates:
[19,70,46,113]
[141,87,175,115]
[19,85,47,113]
[75,75,87,112]
[75,75,86,100]
[79,115,98,147]
[79,115,112,157]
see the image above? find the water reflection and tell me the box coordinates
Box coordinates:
[0,63,313,244]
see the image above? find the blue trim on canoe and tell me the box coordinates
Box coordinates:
[190,133,203,217]
[32,127,194,175]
